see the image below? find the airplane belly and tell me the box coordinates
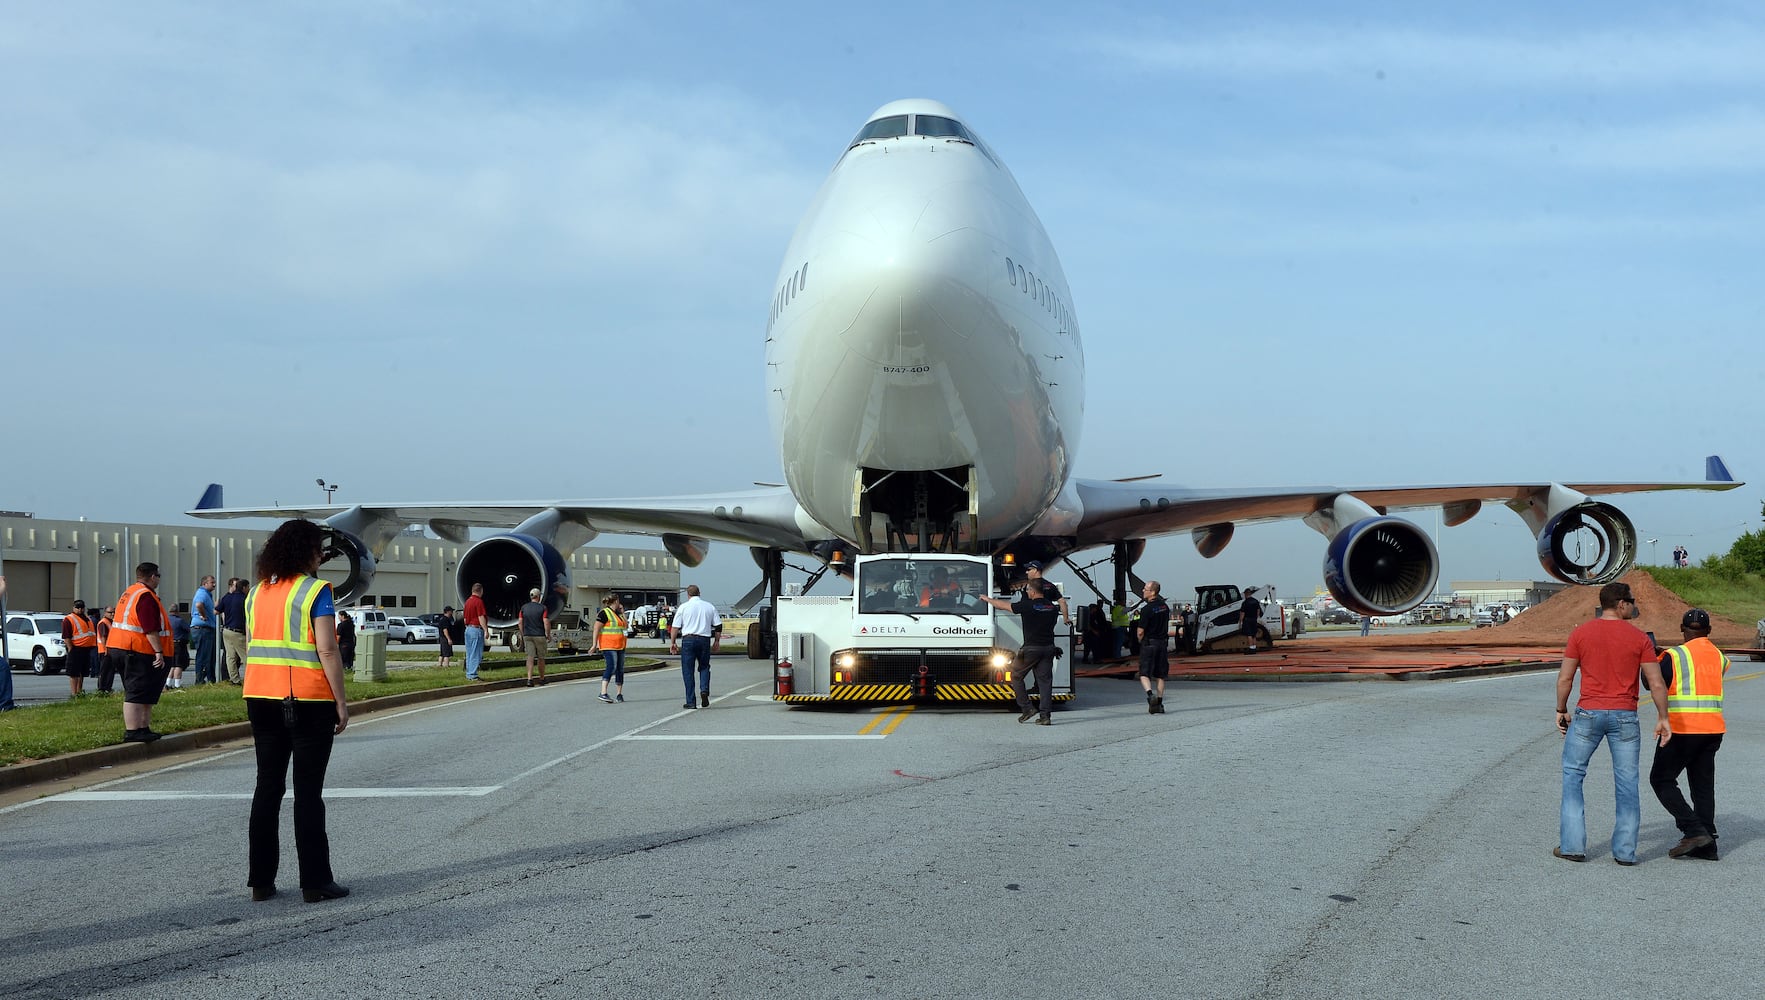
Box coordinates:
[780,269,1069,543]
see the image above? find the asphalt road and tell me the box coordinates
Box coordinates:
[3,660,1762,999]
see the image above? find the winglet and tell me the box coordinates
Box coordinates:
[195,483,224,510]
[1705,456,1734,483]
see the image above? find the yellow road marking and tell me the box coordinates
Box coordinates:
[859,705,914,736]
[879,705,915,736]
[1728,670,1765,683]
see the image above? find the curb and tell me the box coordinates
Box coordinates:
[0,657,676,794]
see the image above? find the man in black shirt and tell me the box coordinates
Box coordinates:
[216,578,249,684]
[1239,587,1263,655]
[1135,581,1172,714]
[981,579,1061,726]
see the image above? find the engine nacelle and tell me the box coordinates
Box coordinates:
[1535,501,1636,585]
[1322,517,1440,616]
[457,533,569,627]
[318,527,378,608]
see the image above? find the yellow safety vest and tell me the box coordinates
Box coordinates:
[243,576,337,702]
[1663,636,1729,734]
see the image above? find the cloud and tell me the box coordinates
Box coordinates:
[1081,21,1765,89]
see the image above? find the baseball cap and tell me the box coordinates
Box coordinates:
[1024,561,1043,570]
[529,588,541,599]
[1681,608,1711,630]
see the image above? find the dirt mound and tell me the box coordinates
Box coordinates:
[1321,570,1756,650]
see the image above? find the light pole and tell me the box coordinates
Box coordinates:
[317,478,340,504]
[1646,538,1659,564]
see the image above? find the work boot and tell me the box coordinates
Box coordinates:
[1017,708,1035,723]
[1034,714,1052,726]
[1146,690,1157,714]
[1154,697,1165,714]
[1669,835,1714,858]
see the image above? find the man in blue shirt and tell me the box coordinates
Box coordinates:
[190,575,218,684]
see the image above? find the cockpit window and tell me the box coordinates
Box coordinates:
[850,115,910,145]
[914,115,971,141]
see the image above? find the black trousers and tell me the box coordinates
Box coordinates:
[247,698,338,889]
[97,650,125,693]
[1014,644,1056,715]
[1650,732,1722,840]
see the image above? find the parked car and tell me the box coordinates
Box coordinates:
[386,616,439,644]
[340,608,388,635]
[5,611,70,675]
[1319,607,1357,625]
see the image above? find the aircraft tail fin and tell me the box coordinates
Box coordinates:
[195,484,224,510]
[1706,455,1735,483]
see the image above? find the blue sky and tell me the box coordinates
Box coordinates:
[3,2,1761,605]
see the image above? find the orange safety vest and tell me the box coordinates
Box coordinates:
[597,607,628,650]
[64,612,98,648]
[96,617,111,654]
[242,575,338,702]
[1663,636,1730,734]
[110,583,169,655]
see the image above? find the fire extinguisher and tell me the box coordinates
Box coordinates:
[775,659,793,697]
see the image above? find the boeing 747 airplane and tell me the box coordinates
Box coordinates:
[193,99,1739,625]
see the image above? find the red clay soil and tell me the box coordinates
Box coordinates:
[1321,570,1756,650]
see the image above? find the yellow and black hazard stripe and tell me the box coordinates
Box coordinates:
[774,684,1076,704]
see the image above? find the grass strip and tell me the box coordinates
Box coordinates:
[0,653,663,766]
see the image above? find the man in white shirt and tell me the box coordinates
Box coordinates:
[668,585,722,709]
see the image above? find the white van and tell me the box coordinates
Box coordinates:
[341,608,388,634]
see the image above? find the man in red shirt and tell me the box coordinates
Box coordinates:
[1553,581,1670,866]
[462,583,489,682]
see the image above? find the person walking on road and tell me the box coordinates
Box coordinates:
[61,599,98,698]
[1649,608,1730,861]
[980,579,1061,725]
[243,518,350,904]
[1135,581,1171,715]
[1553,581,1670,866]
[114,563,174,741]
[595,594,628,703]
[669,585,721,708]
[462,582,488,681]
[519,588,549,687]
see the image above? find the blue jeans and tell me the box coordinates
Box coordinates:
[464,626,485,679]
[1560,708,1641,862]
[600,648,625,685]
[680,635,711,702]
[192,626,216,683]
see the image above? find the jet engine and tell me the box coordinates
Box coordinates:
[1322,517,1441,616]
[456,533,569,627]
[1534,501,1636,585]
[318,527,378,608]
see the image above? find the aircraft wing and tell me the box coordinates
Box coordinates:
[188,484,814,557]
[1067,455,1742,550]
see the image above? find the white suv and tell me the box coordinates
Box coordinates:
[386,616,439,644]
[5,612,70,675]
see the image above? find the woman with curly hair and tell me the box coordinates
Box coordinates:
[243,518,351,904]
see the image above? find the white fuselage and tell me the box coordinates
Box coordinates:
[765,99,1085,550]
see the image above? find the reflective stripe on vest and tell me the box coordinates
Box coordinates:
[1665,636,1729,735]
[599,608,628,650]
[243,576,335,702]
[64,613,97,647]
[110,583,169,655]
